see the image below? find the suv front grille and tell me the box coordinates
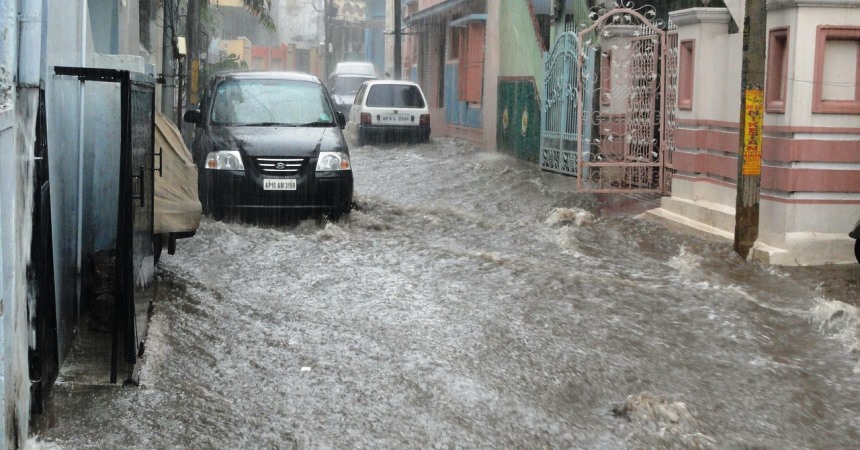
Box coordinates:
[255,157,306,175]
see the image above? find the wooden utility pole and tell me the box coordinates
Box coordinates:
[734,0,767,258]
[394,0,401,79]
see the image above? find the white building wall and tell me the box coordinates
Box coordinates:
[653,3,860,265]
[275,0,325,49]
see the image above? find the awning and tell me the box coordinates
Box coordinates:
[405,0,469,24]
[447,13,487,28]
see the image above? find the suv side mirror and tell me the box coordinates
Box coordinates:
[183,109,202,124]
[336,111,346,129]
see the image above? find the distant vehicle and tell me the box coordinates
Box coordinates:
[153,111,202,264]
[330,74,376,117]
[350,80,431,146]
[850,217,860,263]
[184,71,353,220]
[329,61,377,82]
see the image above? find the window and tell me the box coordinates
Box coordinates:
[678,40,695,110]
[354,85,366,106]
[458,22,485,104]
[813,26,860,114]
[536,15,551,52]
[766,28,789,113]
[210,80,335,126]
[366,84,426,108]
[449,27,460,60]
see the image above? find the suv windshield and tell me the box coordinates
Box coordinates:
[365,84,426,108]
[333,77,372,95]
[210,79,336,126]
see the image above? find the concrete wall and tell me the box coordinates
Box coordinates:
[0,0,168,443]
[654,4,860,265]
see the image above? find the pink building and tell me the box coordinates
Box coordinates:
[250,43,295,71]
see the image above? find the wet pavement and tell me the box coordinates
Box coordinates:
[34,135,860,449]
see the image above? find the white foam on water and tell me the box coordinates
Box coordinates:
[137,290,170,386]
[544,207,595,228]
[614,392,717,449]
[23,438,62,449]
[316,221,349,242]
[667,245,703,276]
[810,298,860,374]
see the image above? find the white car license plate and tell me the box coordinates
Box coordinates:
[379,114,410,123]
[263,179,297,191]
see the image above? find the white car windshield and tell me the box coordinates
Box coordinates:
[210,79,336,127]
[333,77,372,95]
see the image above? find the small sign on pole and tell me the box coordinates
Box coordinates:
[190,59,200,105]
[742,89,763,176]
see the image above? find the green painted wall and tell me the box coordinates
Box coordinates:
[494,1,594,163]
[497,79,541,163]
[498,1,543,79]
[495,1,544,162]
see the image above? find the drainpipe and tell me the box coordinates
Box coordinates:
[0,0,18,446]
[17,0,41,88]
[6,0,43,445]
[75,0,87,322]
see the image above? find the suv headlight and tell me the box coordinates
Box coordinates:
[316,152,351,171]
[205,150,245,171]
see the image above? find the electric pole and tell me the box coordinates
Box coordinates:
[161,0,176,121]
[733,0,767,258]
[394,0,401,79]
[325,0,332,80]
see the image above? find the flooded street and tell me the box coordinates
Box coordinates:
[37,137,860,449]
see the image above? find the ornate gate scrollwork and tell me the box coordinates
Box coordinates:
[540,1,678,194]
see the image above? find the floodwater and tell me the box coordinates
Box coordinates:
[35,136,860,449]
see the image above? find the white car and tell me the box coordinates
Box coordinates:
[329,61,377,83]
[350,80,431,145]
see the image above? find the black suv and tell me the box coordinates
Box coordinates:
[184,72,353,219]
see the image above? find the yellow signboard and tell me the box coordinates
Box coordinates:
[742,89,764,176]
[191,60,200,105]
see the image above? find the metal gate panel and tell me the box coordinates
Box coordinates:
[540,31,580,175]
[577,5,668,193]
[125,77,156,374]
[623,33,661,189]
[663,31,680,195]
[540,3,677,194]
[53,67,156,385]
